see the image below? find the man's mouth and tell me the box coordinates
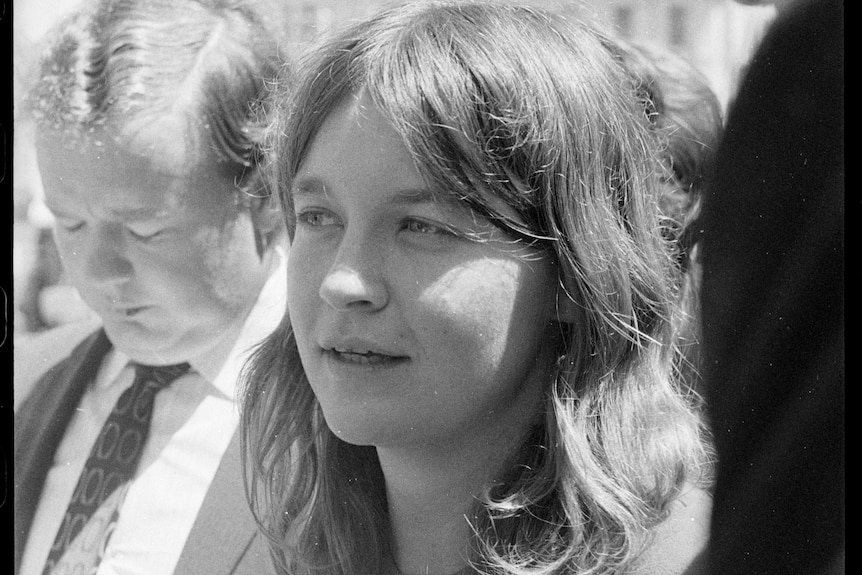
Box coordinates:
[124,306,148,316]
[108,303,149,317]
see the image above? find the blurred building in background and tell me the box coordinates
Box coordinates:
[12,0,776,336]
[279,0,776,108]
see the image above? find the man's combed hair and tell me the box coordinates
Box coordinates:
[241,2,714,573]
[27,0,282,172]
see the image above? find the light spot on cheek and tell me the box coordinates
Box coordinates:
[419,258,522,350]
[160,191,185,212]
[195,216,253,306]
[424,257,521,304]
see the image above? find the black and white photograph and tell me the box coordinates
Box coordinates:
[9,1,843,574]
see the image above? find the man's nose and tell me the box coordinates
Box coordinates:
[83,225,133,287]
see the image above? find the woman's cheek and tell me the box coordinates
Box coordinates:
[417,259,522,361]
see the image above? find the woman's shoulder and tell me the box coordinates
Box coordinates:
[632,484,712,575]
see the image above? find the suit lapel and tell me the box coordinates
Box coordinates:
[14,329,112,574]
[173,430,271,575]
[15,333,271,575]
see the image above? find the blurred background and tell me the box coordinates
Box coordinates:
[11,0,777,339]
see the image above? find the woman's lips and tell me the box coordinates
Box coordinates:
[324,347,410,366]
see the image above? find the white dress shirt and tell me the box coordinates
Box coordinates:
[20,251,286,575]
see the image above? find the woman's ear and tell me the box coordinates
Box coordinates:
[554,284,580,324]
[238,170,285,259]
[250,199,284,259]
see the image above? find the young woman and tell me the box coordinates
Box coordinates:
[241,2,714,574]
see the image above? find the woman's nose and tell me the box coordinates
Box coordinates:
[318,239,389,311]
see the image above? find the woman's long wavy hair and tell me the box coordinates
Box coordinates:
[241,2,713,573]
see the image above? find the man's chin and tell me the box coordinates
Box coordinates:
[102,323,188,365]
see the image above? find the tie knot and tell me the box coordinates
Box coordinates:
[132,362,191,392]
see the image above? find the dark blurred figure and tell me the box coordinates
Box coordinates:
[696,0,844,573]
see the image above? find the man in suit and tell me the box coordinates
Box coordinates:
[14,1,289,573]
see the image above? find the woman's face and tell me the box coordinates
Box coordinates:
[287,92,561,451]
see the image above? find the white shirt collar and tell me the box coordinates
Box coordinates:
[203,247,287,400]
[97,345,132,389]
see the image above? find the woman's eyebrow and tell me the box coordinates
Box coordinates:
[290,176,327,199]
[291,177,448,207]
[391,188,446,206]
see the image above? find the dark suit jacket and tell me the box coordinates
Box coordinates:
[14,329,276,575]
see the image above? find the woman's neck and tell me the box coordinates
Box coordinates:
[380,447,479,574]
[377,400,540,575]
[377,333,558,575]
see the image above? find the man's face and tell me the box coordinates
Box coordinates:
[36,132,271,365]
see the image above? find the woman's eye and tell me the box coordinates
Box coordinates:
[296,209,339,228]
[403,219,447,235]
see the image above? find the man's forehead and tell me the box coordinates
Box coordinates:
[40,156,185,216]
[36,130,223,183]
[121,115,198,176]
[35,117,205,178]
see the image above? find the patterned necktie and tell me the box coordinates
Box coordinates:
[42,362,191,575]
